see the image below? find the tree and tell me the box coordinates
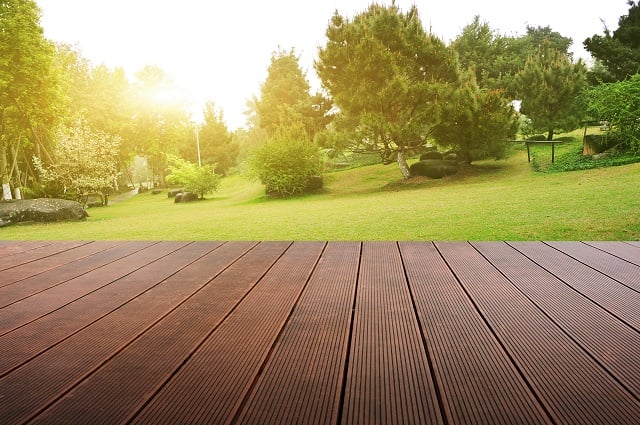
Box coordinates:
[316,3,460,178]
[584,74,640,152]
[33,120,120,206]
[181,102,238,176]
[257,49,331,139]
[515,40,587,140]
[584,1,640,81]
[166,155,220,199]
[453,18,574,95]
[128,66,192,187]
[0,0,61,191]
[433,68,518,161]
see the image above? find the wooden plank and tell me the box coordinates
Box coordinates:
[342,242,443,425]
[0,241,152,307]
[585,241,640,266]
[0,241,188,335]
[0,241,228,425]
[0,241,52,256]
[130,241,325,425]
[400,242,552,425]
[0,240,122,288]
[0,242,189,375]
[546,241,640,290]
[235,242,360,425]
[475,241,640,399]
[436,241,640,425]
[29,242,286,425]
[0,241,89,271]
[509,241,640,331]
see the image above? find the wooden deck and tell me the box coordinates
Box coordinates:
[1,241,639,424]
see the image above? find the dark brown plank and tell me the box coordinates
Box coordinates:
[510,241,640,331]
[0,242,228,425]
[475,241,640,399]
[0,243,192,375]
[436,241,640,425]
[546,241,640,290]
[342,242,443,425]
[0,241,52,257]
[0,241,188,335]
[130,241,325,425]
[236,242,360,425]
[0,241,152,307]
[401,242,552,425]
[0,241,122,288]
[0,241,89,271]
[585,241,640,266]
[29,242,285,425]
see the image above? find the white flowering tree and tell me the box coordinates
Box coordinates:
[33,121,120,206]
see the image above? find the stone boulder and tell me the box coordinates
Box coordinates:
[174,192,198,203]
[409,160,458,179]
[0,199,88,227]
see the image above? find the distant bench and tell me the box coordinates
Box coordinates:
[510,140,564,163]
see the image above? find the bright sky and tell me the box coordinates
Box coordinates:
[37,0,630,130]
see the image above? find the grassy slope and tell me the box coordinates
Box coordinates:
[4,146,640,240]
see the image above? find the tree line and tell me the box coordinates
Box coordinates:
[1,0,639,201]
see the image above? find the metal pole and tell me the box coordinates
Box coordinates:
[195,127,202,167]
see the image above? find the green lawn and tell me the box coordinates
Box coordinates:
[3,145,640,240]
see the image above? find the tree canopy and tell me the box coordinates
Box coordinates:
[0,0,60,189]
[584,1,640,81]
[257,49,331,139]
[316,3,460,178]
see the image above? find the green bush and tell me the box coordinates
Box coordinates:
[248,132,323,197]
[166,155,220,199]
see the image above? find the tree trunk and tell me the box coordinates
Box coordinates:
[547,129,554,141]
[397,150,411,179]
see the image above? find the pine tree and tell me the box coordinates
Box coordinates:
[515,40,586,140]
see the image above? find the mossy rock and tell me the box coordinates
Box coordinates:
[409,160,458,179]
[0,198,88,227]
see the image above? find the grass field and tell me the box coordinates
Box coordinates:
[3,142,640,240]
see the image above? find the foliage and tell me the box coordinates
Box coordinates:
[247,129,322,197]
[165,155,220,199]
[127,66,192,186]
[515,40,587,140]
[452,18,574,95]
[316,3,460,178]
[0,0,61,187]
[432,68,518,161]
[583,74,640,151]
[179,102,238,176]
[584,1,640,81]
[257,49,332,139]
[530,138,640,172]
[33,121,120,205]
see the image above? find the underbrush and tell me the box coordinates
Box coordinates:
[530,133,640,173]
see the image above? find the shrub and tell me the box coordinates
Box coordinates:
[166,155,220,199]
[248,131,323,197]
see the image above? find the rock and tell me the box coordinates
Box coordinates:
[0,199,88,227]
[168,189,183,198]
[174,192,198,203]
[151,189,162,195]
[409,160,458,179]
[305,175,324,192]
